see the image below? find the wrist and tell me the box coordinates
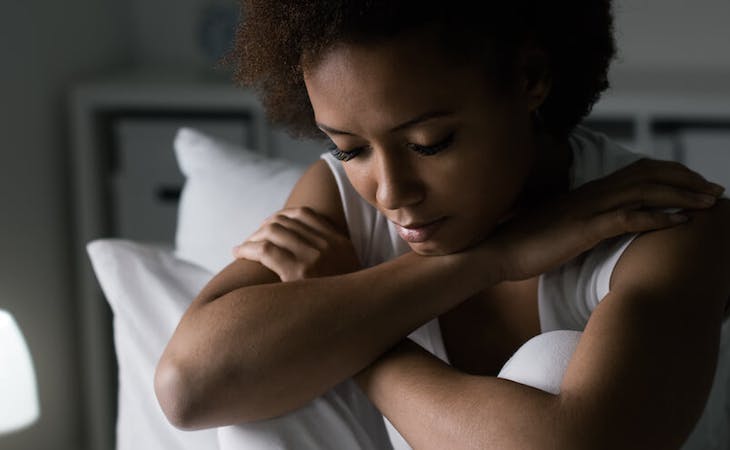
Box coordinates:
[354,339,419,396]
[448,240,505,289]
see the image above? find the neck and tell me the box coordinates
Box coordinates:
[516,130,574,211]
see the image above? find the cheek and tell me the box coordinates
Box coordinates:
[342,164,377,205]
[446,138,535,220]
[457,134,533,192]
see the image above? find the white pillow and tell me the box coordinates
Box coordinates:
[174,127,306,273]
[86,239,220,450]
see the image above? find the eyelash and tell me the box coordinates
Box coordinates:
[328,132,456,162]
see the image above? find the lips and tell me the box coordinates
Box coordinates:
[393,217,446,243]
[399,219,439,229]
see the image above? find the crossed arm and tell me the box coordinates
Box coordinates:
[155,158,727,443]
[355,199,730,449]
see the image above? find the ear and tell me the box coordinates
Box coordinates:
[518,46,552,112]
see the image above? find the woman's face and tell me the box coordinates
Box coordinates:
[304,35,541,255]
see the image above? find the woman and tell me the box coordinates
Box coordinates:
[155,1,730,448]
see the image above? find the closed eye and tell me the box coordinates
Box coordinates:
[327,143,367,162]
[328,132,455,162]
[407,132,455,156]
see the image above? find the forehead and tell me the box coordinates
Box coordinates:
[303,36,498,133]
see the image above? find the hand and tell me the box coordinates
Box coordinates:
[485,158,725,282]
[232,206,361,281]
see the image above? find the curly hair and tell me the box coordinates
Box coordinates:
[227,1,616,140]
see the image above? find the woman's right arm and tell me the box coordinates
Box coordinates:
[154,160,499,429]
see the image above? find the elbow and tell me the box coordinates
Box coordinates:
[154,352,279,429]
[154,357,201,430]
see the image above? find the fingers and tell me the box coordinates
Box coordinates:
[244,220,322,259]
[609,183,721,211]
[231,207,345,281]
[233,240,299,281]
[586,159,724,213]
[274,206,342,237]
[233,207,335,257]
[586,208,690,246]
[235,239,293,264]
[621,159,724,195]
[252,214,328,248]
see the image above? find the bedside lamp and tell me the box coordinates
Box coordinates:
[0,309,40,435]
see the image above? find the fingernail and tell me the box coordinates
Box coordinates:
[697,194,717,205]
[711,183,726,195]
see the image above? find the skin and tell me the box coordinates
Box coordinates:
[155,30,729,448]
[305,35,566,256]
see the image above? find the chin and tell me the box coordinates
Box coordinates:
[407,239,462,256]
[403,219,494,256]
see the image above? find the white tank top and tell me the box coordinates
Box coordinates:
[320,125,644,362]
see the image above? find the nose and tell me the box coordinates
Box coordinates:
[374,150,425,210]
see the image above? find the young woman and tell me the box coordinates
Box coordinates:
[155,1,730,448]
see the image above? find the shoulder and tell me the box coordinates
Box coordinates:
[611,198,730,312]
[557,199,730,448]
[284,158,349,237]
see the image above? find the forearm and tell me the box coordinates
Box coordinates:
[156,247,500,428]
[355,340,567,450]
[357,282,726,450]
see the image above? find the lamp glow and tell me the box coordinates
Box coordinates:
[0,309,39,435]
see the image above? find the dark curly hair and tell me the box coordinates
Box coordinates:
[228,1,616,140]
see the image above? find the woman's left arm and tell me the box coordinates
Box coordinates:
[356,199,730,450]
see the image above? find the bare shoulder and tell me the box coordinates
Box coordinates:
[610,197,730,311]
[284,158,348,236]
[192,159,348,304]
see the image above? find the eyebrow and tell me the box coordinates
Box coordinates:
[317,110,455,136]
